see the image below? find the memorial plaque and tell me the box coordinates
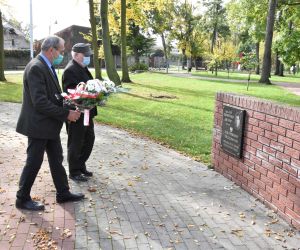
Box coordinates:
[221,105,246,158]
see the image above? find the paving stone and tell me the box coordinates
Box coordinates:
[1,102,299,250]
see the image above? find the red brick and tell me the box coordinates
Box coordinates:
[275,168,289,181]
[271,196,286,212]
[259,121,272,131]
[266,115,279,125]
[223,159,233,169]
[262,145,276,157]
[295,123,300,133]
[285,207,300,221]
[281,178,296,194]
[249,168,261,179]
[244,158,255,168]
[265,130,278,141]
[250,155,262,165]
[270,140,284,152]
[274,182,289,197]
[258,188,272,202]
[239,162,249,172]
[243,171,254,183]
[285,162,299,177]
[254,178,266,190]
[260,174,273,187]
[286,130,300,142]
[237,174,248,185]
[258,135,270,146]
[279,119,294,130]
[267,171,281,184]
[289,175,300,189]
[248,181,259,193]
[294,141,300,151]
[246,131,258,141]
[255,164,268,176]
[269,156,283,168]
[228,156,239,165]
[256,150,269,161]
[261,160,275,172]
[294,203,300,214]
[271,125,286,136]
[278,135,293,147]
[253,111,266,121]
[228,168,237,178]
[233,165,243,176]
[287,192,300,206]
[244,144,257,155]
[284,146,300,160]
[252,126,264,135]
[248,117,259,126]
[266,185,279,200]
[291,219,300,230]
[251,140,263,150]
[276,151,291,164]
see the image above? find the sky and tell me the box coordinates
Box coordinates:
[2,0,90,40]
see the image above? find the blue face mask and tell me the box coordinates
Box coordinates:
[53,54,64,65]
[83,56,90,66]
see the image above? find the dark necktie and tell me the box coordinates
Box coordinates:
[51,65,58,82]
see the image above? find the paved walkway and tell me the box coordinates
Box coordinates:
[0,102,299,250]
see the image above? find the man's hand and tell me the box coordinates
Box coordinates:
[67,110,81,122]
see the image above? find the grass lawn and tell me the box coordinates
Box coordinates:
[192,70,300,83]
[1,71,299,164]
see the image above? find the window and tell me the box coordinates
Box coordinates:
[12,39,15,47]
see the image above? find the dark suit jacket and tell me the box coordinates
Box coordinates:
[16,55,69,139]
[62,59,97,117]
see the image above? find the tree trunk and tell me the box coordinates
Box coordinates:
[0,11,6,81]
[161,32,169,73]
[274,52,280,75]
[279,63,284,76]
[182,49,186,70]
[134,49,139,64]
[89,0,102,80]
[259,0,277,84]
[100,0,121,85]
[255,42,260,75]
[121,0,131,82]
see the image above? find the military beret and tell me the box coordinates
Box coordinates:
[72,43,93,56]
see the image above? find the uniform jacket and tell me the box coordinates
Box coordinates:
[16,55,69,139]
[62,59,97,117]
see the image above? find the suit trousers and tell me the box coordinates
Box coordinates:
[16,137,70,201]
[66,116,95,176]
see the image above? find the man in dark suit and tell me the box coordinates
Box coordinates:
[62,43,97,182]
[16,36,85,211]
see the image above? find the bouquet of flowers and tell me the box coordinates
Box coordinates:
[61,79,116,126]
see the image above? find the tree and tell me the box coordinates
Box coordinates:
[0,10,6,81]
[226,0,268,75]
[126,22,155,64]
[89,0,102,80]
[121,0,131,82]
[259,0,278,84]
[100,0,121,85]
[203,0,230,53]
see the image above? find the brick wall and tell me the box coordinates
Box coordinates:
[212,92,300,230]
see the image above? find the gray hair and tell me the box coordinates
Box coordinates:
[71,51,79,59]
[41,35,64,51]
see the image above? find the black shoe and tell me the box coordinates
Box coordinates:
[69,174,88,182]
[16,199,45,211]
[56,192,85,203]
[81,169,93,177]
